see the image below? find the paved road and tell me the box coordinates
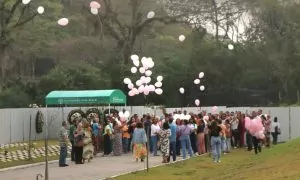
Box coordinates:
[0,154,174,180]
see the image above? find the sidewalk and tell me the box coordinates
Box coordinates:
[0,154,173,180]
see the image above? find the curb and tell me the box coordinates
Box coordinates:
[0,158,71,173]
[99,153,207,180]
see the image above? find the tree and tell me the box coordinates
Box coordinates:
[37,62,111,103]
[0,0,62,85]
[162,0,247,42]
[244,0,300,102]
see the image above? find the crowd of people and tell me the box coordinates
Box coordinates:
[57,109,281,167]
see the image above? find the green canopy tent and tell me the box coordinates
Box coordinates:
[45,89,126,106]
[43,89,126,180]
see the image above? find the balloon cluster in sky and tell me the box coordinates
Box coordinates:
[124,55,164,97]
[179,72,205,106]
[22,0,236,101]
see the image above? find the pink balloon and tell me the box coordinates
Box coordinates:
[132,88,139,95]
[138,85,145,93]
[203,116,209,121]
[128,91,134,97]
[120,117,126,122]
[212,106,218,111]
[90,1,101,9]
[247,117,264,135]
[143,86,150,95]
[144,90,149,95]
[244,117,251,130]
[57,18,69,26]
[128,83,134,89]
[211,106,218,114]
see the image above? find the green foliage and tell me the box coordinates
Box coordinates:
[0,0,300,107]
[39,62,110,91]
[0,86,32,108]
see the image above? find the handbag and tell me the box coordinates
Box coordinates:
[76,140,84,147]
[74,133,84,147]
[275,126,281,135]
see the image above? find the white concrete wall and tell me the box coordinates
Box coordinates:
[0,106,298,145]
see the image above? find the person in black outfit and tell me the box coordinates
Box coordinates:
[252,115,265,154]
[189,119,197,154]
[208,120,222,163]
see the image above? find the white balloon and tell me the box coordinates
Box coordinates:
[133,59,139,67]
[22,0,31,5]
[179,87,185,94]
[141,57,147,67]
[186,115,191,120]
[118,111,124,117]
[140,76,146,83]
[157,76,163,82]
[128,83,134,89]
[149,85,156,92]
[57,18,69,26]
[194,79,200,85]
[155,88,163,95]
[139,67,146,74]
[199,72,205,79]
[123,78,131,85]
[155,82,162,88]
[147,60,155,68]
[91,8,99,15]
[200,85,205,91]
[195,99,200,106]
[145,70,152,77]
[136,80,142,86]
[228,44,234,50]
[179,35,185,42]
[147,11,155,19]
[37,6,44,14]
[124,111,130,118]
[145,77,151,84]
[131,54,139,61]
[180,114,185,120]
[131,67,137,73]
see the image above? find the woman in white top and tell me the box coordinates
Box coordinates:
[230,117,239,148]
[271,117,280,145]
[151,118,161,156]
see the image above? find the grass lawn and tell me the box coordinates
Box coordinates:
[115,139,300,180]
[0,140,60,169]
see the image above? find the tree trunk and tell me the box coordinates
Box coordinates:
[0,44,7,87]
[211,0,219,42]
